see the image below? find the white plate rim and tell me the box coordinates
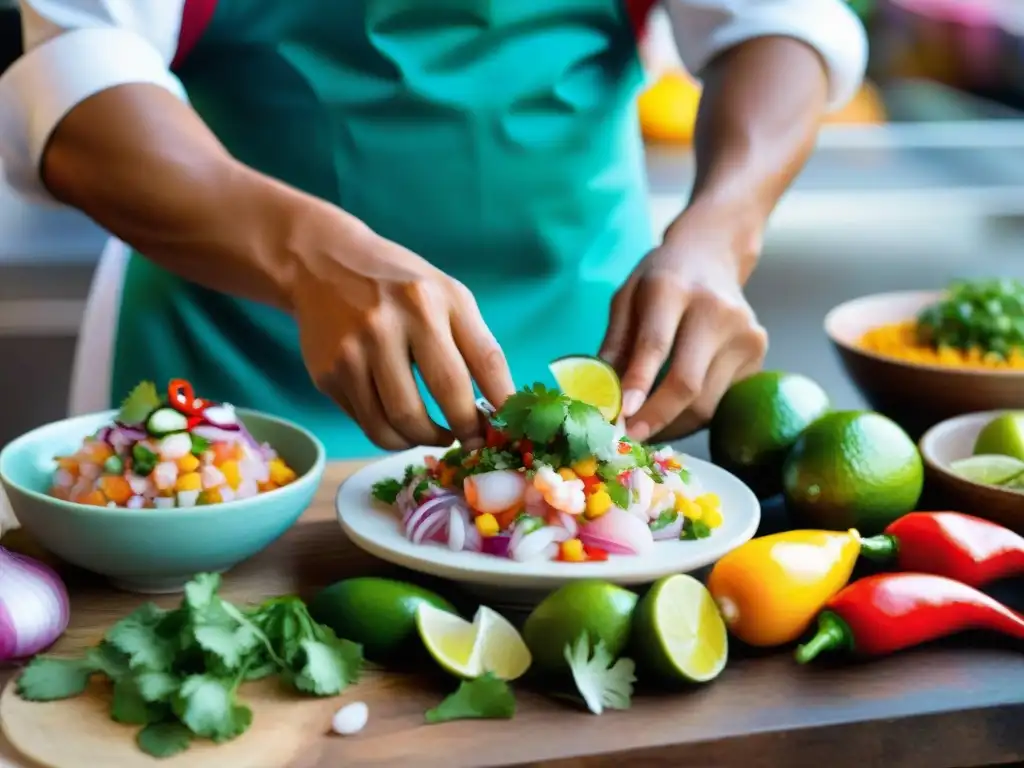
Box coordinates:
[336,446,761,588]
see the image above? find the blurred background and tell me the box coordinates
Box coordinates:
[1,0,1023,456]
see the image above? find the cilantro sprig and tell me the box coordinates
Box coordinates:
[425,673,516,724]
[493,384,615,462]
[17,573,363,759]
[118,381,163,426]
[564,634,636,715]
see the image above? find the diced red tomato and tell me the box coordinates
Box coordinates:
[583,544,609,562]
[485,425,506,448]
[617,441,631,455]
[581,474,602,494]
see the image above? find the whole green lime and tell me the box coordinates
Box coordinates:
[974,412,1024,461]
[782,410,923,535]
[522,580,638,674]
[308,577,455,662]
[709,371,831,499]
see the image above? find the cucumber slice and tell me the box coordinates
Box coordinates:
[146,407,188,436]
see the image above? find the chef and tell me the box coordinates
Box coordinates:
[0,0,866,459]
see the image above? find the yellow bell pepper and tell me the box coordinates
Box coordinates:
[707,529,861,647]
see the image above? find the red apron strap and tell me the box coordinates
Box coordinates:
[624,0,660,40]
[171,0,218,70]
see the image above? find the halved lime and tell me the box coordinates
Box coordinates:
[416,603,531,681]
[631,574,728,683]
[549,355,623,421]
[950,454,1024,487]
[973,413,1024,461]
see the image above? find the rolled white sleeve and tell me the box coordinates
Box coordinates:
[666,0,869,111]
[0,0,186,203]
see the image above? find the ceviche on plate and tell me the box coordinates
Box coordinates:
[371,384,724,564]
[49,379,298,508]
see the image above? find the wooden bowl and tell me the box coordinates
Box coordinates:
[824,290,1024,439]
[919,411,1024,534]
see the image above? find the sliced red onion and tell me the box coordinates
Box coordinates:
[0,547,70,660]
[651,512,685,541]
[115,422,149,439]
[192,424,245,444]
[557,511,579,538]
[409,508,448,545]
[202,404,239,429]
[402,491,455,527]
[511,526,559,562]
[234,420,263,450]
[463,512,482,552]
[447,508,466,552]
[258,442,278,462]
[95,426,113,444]
[578,531,636,556]
[481,535,511,558]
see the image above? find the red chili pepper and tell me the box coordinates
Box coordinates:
[860,511,1024,588]
[583,544,608,562]
[794,572,1024,663]
[167,379,208,417]
[518,439,534,469]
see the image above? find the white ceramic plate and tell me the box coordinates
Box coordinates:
[337,446,761,591]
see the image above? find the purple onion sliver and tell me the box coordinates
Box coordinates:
[481,535,511,558]
[578,531,636,556]
[651,513,685,541]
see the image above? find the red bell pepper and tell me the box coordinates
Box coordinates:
[859,511,1024,588]
[795,572,1024,663]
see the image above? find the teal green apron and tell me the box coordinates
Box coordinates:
[112,0,654,459]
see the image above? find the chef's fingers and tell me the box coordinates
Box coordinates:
[657,345,750,440]
[627,301,720,441]
[410,321,484,448]
[369,334,452,448]
[449,285,516,410]
[599,279,638,376]
[332,338,413,451]
[616,279,684,422]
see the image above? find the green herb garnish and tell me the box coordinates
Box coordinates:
[495,384,614,462]
[17,573,363,759]
[917,278,1024,359]
[190,434,211,456]
[118,381,162,426]
[564,634,635,715]
[425,673,516,724]
[649,509,679,531]
[681,519,712,540]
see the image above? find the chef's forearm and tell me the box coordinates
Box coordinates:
[41,84,368,310]
[667,36,829,282]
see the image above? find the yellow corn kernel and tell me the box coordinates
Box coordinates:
[175,472,202,492]
[696,492,721,510]
[585,490,612,519]
[557,467,577,481]
[198,488,223,505]
[269,459,297,486]
[176,453,200,473]
[571,457,598,478]
[674,492,702,520]
[702,505,723,528]
[560,538,586,562]
[220,460,242,490]
[258,481,279,493]
[475,513,499,537]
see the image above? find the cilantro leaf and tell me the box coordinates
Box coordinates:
[105,603,176,671]
[118,381,162,425]
[564,401,614,462]
[85,642,132,681]
[137,721,193,759]
[16,657,96,701]
[173,675,252,743]
[135,671,180,703]
[425,673,516,724]
[650,509,679,531]
[371,478,403,505]
[111,677,166,725]
[564,634,636,715]
[681,519,712,540]
[604,478,630,509]
[496,384,566,444]
[183,572,222,611]
[289,637,363,696]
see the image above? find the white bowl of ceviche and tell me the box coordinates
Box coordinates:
[337,386,760,593]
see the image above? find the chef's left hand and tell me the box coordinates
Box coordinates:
[600,215,768,442]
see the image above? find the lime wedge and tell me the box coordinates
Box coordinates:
[973,413,1024,461]
[950,454,1024,487]
[549,355,623,421]
[631,574,728,683]
[416,603,532,681]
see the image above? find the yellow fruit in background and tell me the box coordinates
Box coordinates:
[637,71,701,144]
[824,81,886,125]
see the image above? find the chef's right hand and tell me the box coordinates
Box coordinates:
[289,221,515,451]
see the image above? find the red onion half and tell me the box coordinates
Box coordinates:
[0,547,70,660]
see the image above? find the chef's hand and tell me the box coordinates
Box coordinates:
[290,223,515,451]
[599,216,768,442]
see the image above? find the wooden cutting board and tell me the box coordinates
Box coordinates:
[0,676,355,768]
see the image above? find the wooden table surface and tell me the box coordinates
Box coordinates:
[3,462,1024,768]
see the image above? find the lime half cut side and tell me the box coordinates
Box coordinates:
[416,603,532,681]
[633,574,728,684]
[950,454,1024,487]
[549,355,623,422]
